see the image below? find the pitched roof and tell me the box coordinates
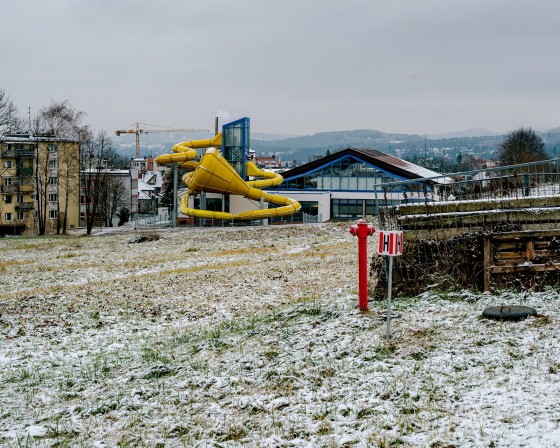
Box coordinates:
[281,148,452,184]
[1,133,79,144]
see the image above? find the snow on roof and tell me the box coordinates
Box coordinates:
[282,147,453,185]
[81,168,130,175]
[137,179,154,192]
[1,134,79,143]
[141,171,163,188]
[356,149,454,184]
[138,190,152,200]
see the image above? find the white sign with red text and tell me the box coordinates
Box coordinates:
[378,231,403,256]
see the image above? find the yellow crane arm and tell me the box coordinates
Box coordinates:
[115,123,210,158]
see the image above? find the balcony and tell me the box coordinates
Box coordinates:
[16,167,33,176]
[0,185,18,194]
[15,202,34,210]
[17,149,35,158]
[0,149,34,158]
[17,184,34,193]
[1,149,17,158]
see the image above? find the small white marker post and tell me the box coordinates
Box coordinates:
[378,230,404,339]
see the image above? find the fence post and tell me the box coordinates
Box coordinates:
[172,163,178,228]
[483,235,492,292]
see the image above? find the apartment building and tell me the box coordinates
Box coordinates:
[0,134,80,235]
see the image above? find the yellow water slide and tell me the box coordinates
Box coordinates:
[155,133,300,220]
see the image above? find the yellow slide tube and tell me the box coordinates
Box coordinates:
[155,132,300,221]
[172,133,222,153]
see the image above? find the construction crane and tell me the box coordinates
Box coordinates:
[115,122,210,158]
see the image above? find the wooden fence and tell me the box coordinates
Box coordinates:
[484,229,560,291]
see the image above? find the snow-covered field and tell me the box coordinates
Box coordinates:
[1,223,559,447]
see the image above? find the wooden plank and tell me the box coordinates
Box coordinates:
[494,243,526,251]
[533,249,560,258]
[491,229,560,241]
[494,258,529,266]
[534,241,558,249]
[526,241,535,261]
[495,251,529,259]
[490,263,560,273]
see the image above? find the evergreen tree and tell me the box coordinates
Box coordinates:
[160,168,186,212]
[159,169,174,210]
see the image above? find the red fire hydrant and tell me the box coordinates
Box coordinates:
[349,219,375,311]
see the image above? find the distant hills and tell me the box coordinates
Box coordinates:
[251,127,560,163]
[115,127,560,163]
[426,128,502,139]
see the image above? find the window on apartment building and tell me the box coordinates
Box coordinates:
[49,210,58,219]
[48,144,58,153]
[4,177,12,186]
[17,195,24,203]
[49,177,58,185]
[5,213,12,221]
[49,193,58,202]
[4,160,12,169]
[4,195,12,204]
[17,212,24,220]
[48,160,57,169]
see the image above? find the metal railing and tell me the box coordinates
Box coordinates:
[133,210,170,228]
[15,202,34,210]
[376,158,560,234]
[174,211,319,228]
[269,212,319,225]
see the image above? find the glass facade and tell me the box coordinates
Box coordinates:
[330,198,402,220]
[270,154,424,220]
[276,155,404,191]
[222,117,249,180]
[269,200,318,216]
[331,199,374,220]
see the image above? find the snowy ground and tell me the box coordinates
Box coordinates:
[1,223,560,447]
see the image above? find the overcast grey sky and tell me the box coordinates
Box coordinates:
[2,0,559,136]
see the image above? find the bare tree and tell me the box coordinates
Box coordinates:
[0,90,23,135]
[100,177,127,226]
[39,100,89,233]
[81,132,118,235]
[29,115,51,235]
[499,127,549,166]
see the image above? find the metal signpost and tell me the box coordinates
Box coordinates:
[378,230,404,339]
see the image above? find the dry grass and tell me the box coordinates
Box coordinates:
[1,223,559,447]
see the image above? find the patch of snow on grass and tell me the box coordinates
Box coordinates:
[1,223,559,447]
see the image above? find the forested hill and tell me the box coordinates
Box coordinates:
[251,128,560,163]
[250,129,504,162]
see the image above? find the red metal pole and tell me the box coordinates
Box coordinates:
[349,219,375,311]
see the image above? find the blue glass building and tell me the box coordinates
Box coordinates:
[267,147,448,222]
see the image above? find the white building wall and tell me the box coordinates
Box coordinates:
[130,168,139,215]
